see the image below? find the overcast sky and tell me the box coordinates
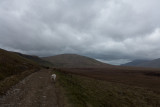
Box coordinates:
[0,0,160,65]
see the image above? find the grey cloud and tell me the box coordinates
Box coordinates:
[0,0,160,65]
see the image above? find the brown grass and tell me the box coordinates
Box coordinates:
[56,67,160,93]
[55,69,160,107]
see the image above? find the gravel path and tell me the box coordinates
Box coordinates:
[0,69,61,107]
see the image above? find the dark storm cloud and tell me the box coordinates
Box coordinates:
[0,0,160,64]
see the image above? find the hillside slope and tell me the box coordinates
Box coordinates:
[42,54,111,68]
[0,48,39,81]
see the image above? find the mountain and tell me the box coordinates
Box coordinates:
[121,59,150,66]
[0,48,39,81]
[42,54,111,68]
[122,58,160,68]
[138,58,160,68]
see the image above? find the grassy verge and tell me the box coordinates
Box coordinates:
[55,69,160,107]
[0,69,39,95]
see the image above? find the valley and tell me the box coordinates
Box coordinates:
[0,48,160,107]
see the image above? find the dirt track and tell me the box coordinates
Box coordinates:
[0,69,61,107]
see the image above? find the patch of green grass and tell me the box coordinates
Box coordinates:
[55,71,88,107]
[55,70,160,107]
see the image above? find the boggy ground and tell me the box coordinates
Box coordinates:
[0,69,63,107]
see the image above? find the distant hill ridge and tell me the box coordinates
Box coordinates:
[15,53,53,67]
[138,58,160,68]
[121,59,151,66]
[122,58,160,68]
[42,54,111,68]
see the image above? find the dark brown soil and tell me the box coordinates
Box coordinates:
[0,69,63,107]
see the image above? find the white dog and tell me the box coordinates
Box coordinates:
[51,74,56,82]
